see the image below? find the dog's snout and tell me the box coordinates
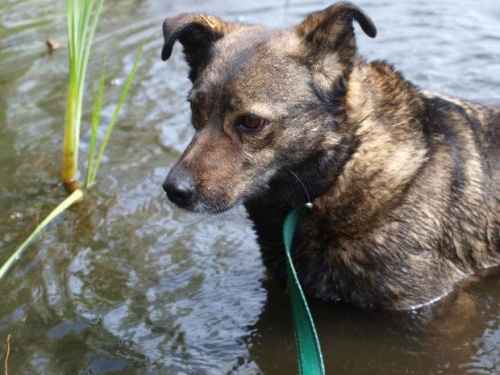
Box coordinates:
[163,169,195,208]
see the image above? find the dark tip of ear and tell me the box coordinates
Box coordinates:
[334,2,376,38]
[354,9,377,38]
[299,2,377,40]
[161,19,177,61]
[161,13,228,63]
[161,42,173,61]
[161,41,173,61]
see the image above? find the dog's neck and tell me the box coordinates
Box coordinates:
[316,60,429,233]
[252,59,430,235]
[324,60,427,232]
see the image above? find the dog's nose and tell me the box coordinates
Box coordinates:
[163,169,195,208]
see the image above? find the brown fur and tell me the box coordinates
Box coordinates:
[160,2,500,309]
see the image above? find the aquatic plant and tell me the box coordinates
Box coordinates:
[63,0,104,189]
[0,0,142,280]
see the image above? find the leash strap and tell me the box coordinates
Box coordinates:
[283,206,326,375]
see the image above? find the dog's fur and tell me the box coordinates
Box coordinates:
[160,2,500,310]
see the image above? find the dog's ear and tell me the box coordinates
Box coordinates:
[296,2,376,88]
[162,13,237,82]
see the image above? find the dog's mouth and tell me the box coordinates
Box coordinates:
[163,174,238,214]
[169,194,235,214]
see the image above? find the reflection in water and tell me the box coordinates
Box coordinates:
[0,0,499,374]
[252,274,500,375]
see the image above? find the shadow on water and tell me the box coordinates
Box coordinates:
[252,270,500,375]
[0,0,499,374]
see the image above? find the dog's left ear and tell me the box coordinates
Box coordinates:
[162,13,238,82]
[296,2,376,88]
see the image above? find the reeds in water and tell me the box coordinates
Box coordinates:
[63,0,104,189]
[0,0,143,281]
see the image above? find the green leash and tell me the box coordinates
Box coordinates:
[283,205,326,375]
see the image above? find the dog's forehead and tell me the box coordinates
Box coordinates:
[198,27,306,103]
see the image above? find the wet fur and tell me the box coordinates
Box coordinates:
[161,2,500,309]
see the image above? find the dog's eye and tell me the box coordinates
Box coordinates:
[236,115,267,132]
[190,102,204,128]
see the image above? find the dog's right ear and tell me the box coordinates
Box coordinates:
[161,13,236,82]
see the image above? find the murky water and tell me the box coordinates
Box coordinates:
[1,0,500,374]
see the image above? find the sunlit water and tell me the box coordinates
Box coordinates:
[1,0,499,374]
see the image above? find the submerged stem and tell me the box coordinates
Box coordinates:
[0,189,84,281]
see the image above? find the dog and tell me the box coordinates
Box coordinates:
[160,2,500,310]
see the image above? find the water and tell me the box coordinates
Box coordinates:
[1,0,499,374]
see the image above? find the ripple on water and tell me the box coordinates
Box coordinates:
[0,0,500,374]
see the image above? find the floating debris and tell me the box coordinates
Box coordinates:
[46,39,66,53]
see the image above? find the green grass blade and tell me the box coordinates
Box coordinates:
[62,67,79,183]
[65,0,75,56]
[78,0,94,63]
[90,43,143,185]
[85,59,107,188]
[63,0,80,183]
[77,0,103,114]
[76,0,97,104]
[63,0,104,186]
[80,0,103,82]
[74,0,102,180]
[0,189,84,281]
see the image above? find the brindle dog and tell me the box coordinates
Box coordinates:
[160,2,500,310]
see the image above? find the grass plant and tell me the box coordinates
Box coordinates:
[63,0,104,189]
[0,0,143,281]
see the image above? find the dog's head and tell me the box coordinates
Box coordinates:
[161,2,376,213]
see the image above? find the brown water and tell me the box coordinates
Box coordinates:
[1,0,500,374]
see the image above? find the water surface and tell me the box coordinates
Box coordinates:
[1,0,500,374]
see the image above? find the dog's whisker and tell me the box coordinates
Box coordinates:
[288,169,312,205]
